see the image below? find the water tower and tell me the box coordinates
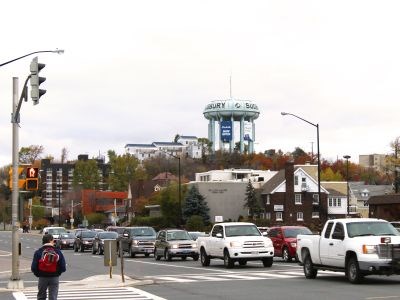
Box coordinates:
[203,99,260,153]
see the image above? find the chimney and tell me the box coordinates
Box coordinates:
[285,161,295,195]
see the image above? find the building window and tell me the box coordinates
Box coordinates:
[297,212,303,221]
[337,198,342,207]
[294,176,298,185]
[265,212,271,220]
[266,195,270,205]
[329,198,333,207]
[276,212,283,221]
[312,194,319,204]
[312,212,319,218]
[295,194,302,205]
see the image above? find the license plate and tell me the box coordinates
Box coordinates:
[146,249,153,253]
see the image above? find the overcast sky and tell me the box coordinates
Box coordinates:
[1,0,399,166]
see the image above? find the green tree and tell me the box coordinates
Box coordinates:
[182,185,210,224]
[108,152,139,191]
[386,137,400,192]
[72,159,101,189]
[32,196,45,221]
[321,167,344,181]
[19,145,44,164]
[86,212,106,226]
[243,180,261,218]
[185,215,204,231]
[159,184,180,227]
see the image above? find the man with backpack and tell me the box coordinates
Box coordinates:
[31,234,66,300]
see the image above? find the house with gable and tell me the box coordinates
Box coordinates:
[260,162,329,228]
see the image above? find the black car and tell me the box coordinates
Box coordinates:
[92,231,119,255]
[56,233,76,249]
[74,230,96,252]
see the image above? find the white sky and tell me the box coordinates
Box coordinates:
[1,0,399,165]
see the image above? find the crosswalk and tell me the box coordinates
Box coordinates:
[145,269,341,284]
[13,287,166,300]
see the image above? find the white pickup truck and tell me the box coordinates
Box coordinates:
[197,222,274,268]
[296,218,400,283]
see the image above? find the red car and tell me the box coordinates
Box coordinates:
[267,226,312,262]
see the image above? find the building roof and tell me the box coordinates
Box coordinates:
[125,143,156,148]
[261,170,285,194]
[153,142,184,147]
[322,181,347,195]
[349,182,393,199]
[368,194,400,205]
[152,172,178,181]
[325,188,346,197]
[178,136,197,139]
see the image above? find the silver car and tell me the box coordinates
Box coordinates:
[154,229,199,261]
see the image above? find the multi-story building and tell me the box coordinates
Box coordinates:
[359,154,388,172]
[189,169,278,221]
[260,162,329,228]
[40,154,109,218]
[349,182,393,217]
[125,135,203,162]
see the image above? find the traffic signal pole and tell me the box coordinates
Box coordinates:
[9,77,23,289]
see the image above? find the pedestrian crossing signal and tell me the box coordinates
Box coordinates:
[26,167,39,191]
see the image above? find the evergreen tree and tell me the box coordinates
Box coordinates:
[243,180,261,218]
[182,185,210,224]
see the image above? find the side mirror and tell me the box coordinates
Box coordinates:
[123,233,129,238]
[216,233,223,238]
[262,232,268,237]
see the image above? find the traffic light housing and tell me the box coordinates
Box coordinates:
[30,56,46,105]
[26,167,39,191]
[8,167,26,190]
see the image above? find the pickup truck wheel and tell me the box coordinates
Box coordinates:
[303,255,318,279]
[200,248,210,266]
[145,253,150,257]
[262,257,273,267]
[223,250,234,269]
[282,248,292,262]
[347,257,363,284]
[129,246,136,258]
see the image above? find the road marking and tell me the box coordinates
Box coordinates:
[13,286,166,300]
[365,297,400,300]
[125,259,237,273]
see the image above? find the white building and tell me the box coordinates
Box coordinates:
[177,135,202,159]
[190,169,278,221]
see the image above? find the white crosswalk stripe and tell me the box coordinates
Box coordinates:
[13,287,166,300]
[146,269,341,284]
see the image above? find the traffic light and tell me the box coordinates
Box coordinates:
[30,56,46,105]
[26,167,39,191]
[8,167,26,190]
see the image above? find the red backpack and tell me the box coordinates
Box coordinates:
[38,247,59,273]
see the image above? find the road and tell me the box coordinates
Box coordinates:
[0,231,400,300]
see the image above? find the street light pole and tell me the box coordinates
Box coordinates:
[281,112,322,221]
[57,183,62,227]
[0,49,64,67]
[343,155,351,217]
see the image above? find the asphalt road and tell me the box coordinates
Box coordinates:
[1,231,400,300]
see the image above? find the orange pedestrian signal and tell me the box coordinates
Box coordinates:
[26,167,39,191]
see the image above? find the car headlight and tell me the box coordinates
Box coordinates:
[362,245,377,254]
[62,241,67,244]
[230,241,242,247]
[191,243,197,248]
[132,240,138,246]
[83,241,89,244]
[171,244,178,249]
[290,242,297,248]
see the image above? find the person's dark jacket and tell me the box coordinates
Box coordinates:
[31,243,66,277]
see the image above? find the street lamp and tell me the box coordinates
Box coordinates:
[343,155,351,217]
[281,112,322,220]
[6,49,64,290]
[0,49,64,67]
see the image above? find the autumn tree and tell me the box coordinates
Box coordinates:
[321,167,344,181]
[108,151,139,192]
[61,147,69,163]
[19,145,44,164]
[386,137,400,192]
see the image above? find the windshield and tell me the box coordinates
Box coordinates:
[347,222,400,238]
[81,231,96,238]
[283,227,312,238]
[225,225,261,237]
[60,233,75,239]
[98,232,118,239]
[131,227,156,237]
[48,228,67,235]
[167,231,191,241]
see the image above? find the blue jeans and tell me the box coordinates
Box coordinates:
[37,276,59,300]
